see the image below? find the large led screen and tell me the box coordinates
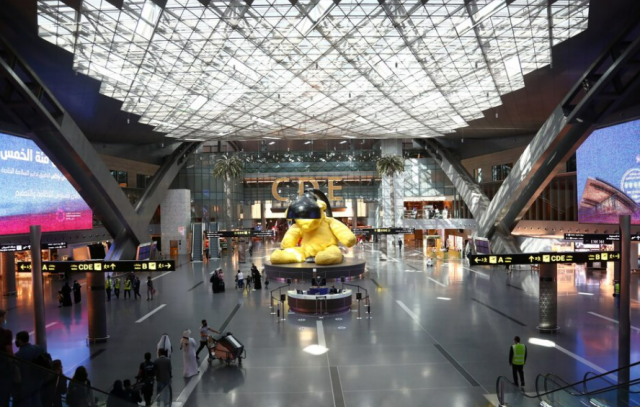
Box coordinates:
[0,132,92,235]
[577,119,640,225]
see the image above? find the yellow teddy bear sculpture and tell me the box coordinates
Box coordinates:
[270,200,356,265]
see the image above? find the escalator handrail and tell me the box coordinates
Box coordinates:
[541,372,640,398]
[496,373,640,404]
[583,370,640,394]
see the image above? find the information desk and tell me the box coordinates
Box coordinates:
[264,258,366,282]
[287,289,352,314]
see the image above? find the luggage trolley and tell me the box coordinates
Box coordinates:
[207,332,246,366]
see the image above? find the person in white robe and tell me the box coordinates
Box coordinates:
[157,333,172,358]
[180,329,199,378]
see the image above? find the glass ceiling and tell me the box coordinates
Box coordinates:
[37,0,589,141]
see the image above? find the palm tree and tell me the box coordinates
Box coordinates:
[212,155,243,229]
[377,155,405,230]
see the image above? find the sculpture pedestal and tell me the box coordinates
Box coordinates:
[264,259,365,282]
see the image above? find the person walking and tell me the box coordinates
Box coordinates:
[195,320,219,361]
[180,330,198,378]
[509,336,527,390]
[105,276,112,302]
[66,366,95,407]
[157,333,172,358]
[114,278,121,299]
[15,330,46,407]
[61,282,73,306]
[203,239,210,264]
[146,276,154,301]
[398,238,403,251]
[236,270,244,290]
[124,278,132,299]
[154,349,172,407]
[122,379,141,406]
[73,280,82,304]
[134,277,142,300]
[210,270,221,294]
[253,267,262,290]
[106,380,128,407]
[0,309,14,407]
[136,352,156,407]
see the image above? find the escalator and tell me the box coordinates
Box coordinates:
[191,222,203,262]
[497,361,640,406]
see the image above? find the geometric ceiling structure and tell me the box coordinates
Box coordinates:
[37,0,589,141]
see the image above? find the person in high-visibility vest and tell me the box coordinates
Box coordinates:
[114,278,121,299]
[124,278,132,300]
[509,336,527,389]
[105,276,112,301]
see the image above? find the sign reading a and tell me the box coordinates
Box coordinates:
[468,251,621,265]
[17,260,176,273]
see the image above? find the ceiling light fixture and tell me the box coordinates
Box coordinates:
[253,116,274,126]
[340,140,347,144]
[268,141,275,145]
[304,141,312,145]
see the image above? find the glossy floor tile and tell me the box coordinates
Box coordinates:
[2,243,637,406]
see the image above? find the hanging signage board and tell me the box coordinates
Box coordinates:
[0,242,67,252]
[468,251,621,265]
[16,260,176,273]
[352,228,415,235]
[206,230,274,238]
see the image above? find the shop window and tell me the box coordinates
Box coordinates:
[137,174,152,189]
[474,168,482,183]
[110,170,128,187]
[491,163,512,181]
[566,153,577,172]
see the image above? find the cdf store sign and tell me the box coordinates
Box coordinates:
[271,177,343,202]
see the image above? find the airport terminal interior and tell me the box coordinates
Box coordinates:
[2,1,640,406]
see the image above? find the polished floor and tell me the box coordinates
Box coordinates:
[2,242,639,407]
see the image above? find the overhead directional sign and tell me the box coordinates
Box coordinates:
[206,230,274,238]
[0,242,68,252]
[16,260,176,273]
[468,251,621,265]
[564,233,640,243]
[352,228,415,235]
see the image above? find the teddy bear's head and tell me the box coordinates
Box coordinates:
[294,200,327,232]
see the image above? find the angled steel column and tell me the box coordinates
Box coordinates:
[0,36,147,247]
[105,141,201,260]
[474,14,640,247]
[414,139,490,219]
[415,138,520,253]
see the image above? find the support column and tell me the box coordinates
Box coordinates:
[352,198,358,228]
[87,273,108,342]
[619,215,631,389]
[538,263,558,332]
[380,140,404,252]
[0,252,17,296]
[30,225,46,351]
[614,240,621,297]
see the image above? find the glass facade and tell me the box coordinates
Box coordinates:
[171,149,467,223]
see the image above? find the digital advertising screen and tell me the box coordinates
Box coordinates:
[0,132,93,235]
[576,119,640,225]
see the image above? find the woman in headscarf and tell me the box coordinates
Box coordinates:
[209,270,220,294]
[157,333,172,358]
[180,330,198,377]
